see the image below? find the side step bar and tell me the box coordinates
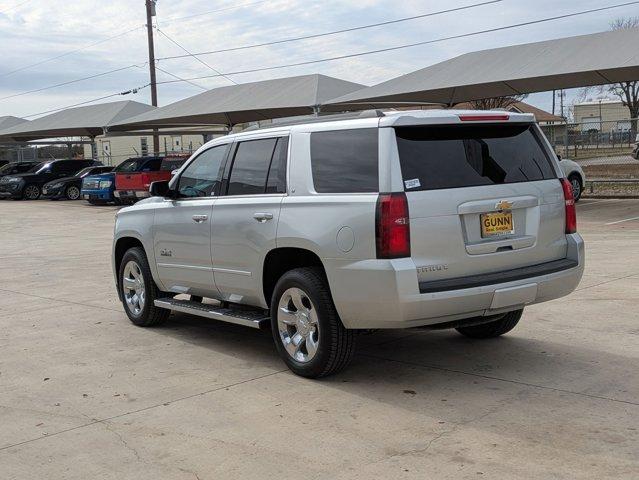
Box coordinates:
[154,298,270,329]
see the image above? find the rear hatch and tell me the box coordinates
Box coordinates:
[394,121,567,285]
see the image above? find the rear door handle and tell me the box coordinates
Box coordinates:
[192,214,208,223]
[253,212,273,222]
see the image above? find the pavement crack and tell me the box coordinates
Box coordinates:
[103,422,144,464]
[0,369,287,453]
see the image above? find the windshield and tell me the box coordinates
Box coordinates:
[28,162,47,173]
[0,164,13,174]
[75,167,94,178]
[114,159,143,172]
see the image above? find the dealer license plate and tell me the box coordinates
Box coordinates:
[480,211,514,237]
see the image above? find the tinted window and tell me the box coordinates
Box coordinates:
[161,157,188,171]
[395,124,556,191]
[115,159,143,172]
[227,138,277,196]
[178,145,229,198]
[310,128,378,193]
[141,158,162,172]
[266,137,288,194]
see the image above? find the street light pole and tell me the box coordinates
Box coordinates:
[145,0,159,155]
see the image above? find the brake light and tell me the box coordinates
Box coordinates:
[376,193,410,259]
[458,114,510,121]
[560,178,577,234]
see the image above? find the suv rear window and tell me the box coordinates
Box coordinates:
[395,124,556,191]
[310,128,378,193]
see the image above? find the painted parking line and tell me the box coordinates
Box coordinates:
[578,199,621,207]
[605,216,639,225]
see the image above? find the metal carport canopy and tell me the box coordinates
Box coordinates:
[326,28,639,107]
[0,101,155,141]
[0,116,28,132]
[108,74,365,131]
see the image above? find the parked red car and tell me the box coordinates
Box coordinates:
[114,155,189,204]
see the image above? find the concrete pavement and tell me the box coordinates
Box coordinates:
[0,199,638,479]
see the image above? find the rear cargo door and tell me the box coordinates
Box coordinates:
[393,122,567,285]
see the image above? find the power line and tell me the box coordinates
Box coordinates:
[0,0,31,15]
[22,84,150,118]
[155,1,639,85]
[157,0,503,61]
[154,27,237,85]
[154,65,208,91]
[160,0,271,25]
[0,64,145,101]
[0,25,143,78]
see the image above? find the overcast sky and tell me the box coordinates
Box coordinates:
[0,0,637,120]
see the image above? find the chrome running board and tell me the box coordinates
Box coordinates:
[154,298,270,329]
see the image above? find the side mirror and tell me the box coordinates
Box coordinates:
[556,153,562,161]
[149,180,172,197]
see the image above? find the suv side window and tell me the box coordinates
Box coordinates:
[177,144,229,198]
[227,138,278,196]
[310,128,378,193]
[266,137,288,194]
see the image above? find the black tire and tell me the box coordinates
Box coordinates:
[22,184,41,200]
[568,174,582,202]
[65,185,81,200]
[270,267,355,378]
[118,247,170,327]
[456,309,523,339]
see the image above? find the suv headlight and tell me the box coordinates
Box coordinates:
[6,177,22,183]
[99,180,112,189]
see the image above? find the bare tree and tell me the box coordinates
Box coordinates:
[579,17,639,137]
[467,94,528,110]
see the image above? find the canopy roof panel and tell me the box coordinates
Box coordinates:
[109,74,364,131]
[327,28,639,107]
[0,101,154,141]
[0,116,27,132]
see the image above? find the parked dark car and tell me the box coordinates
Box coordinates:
[0,161,42,180]
[42,165,114,200]
[0,159,101,200]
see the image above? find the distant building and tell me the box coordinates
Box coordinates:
[573,99,632,133]
[82,132,224,165]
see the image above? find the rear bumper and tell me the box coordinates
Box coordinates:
[326,234,585,329]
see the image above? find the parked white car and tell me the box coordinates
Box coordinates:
[558,156,586,201]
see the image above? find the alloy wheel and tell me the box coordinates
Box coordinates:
[24,185,40,200]
[277,287,320,363]
[122,260,146,316]
[67,186,80,200]
[570,177,581,199]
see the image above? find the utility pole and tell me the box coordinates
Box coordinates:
[145,0,159,155]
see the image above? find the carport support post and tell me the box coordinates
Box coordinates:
[67,142,73,160]
[90,137,98,161]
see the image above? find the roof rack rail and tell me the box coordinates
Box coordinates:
[242,109,385,131]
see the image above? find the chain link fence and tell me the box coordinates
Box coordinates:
[541,118,639,197]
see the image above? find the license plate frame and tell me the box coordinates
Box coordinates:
[480,211,514,238]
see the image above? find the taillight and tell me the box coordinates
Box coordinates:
[376,193,410,259]
[560,178,577,234]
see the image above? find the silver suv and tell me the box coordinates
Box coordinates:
[112,109,584,378]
